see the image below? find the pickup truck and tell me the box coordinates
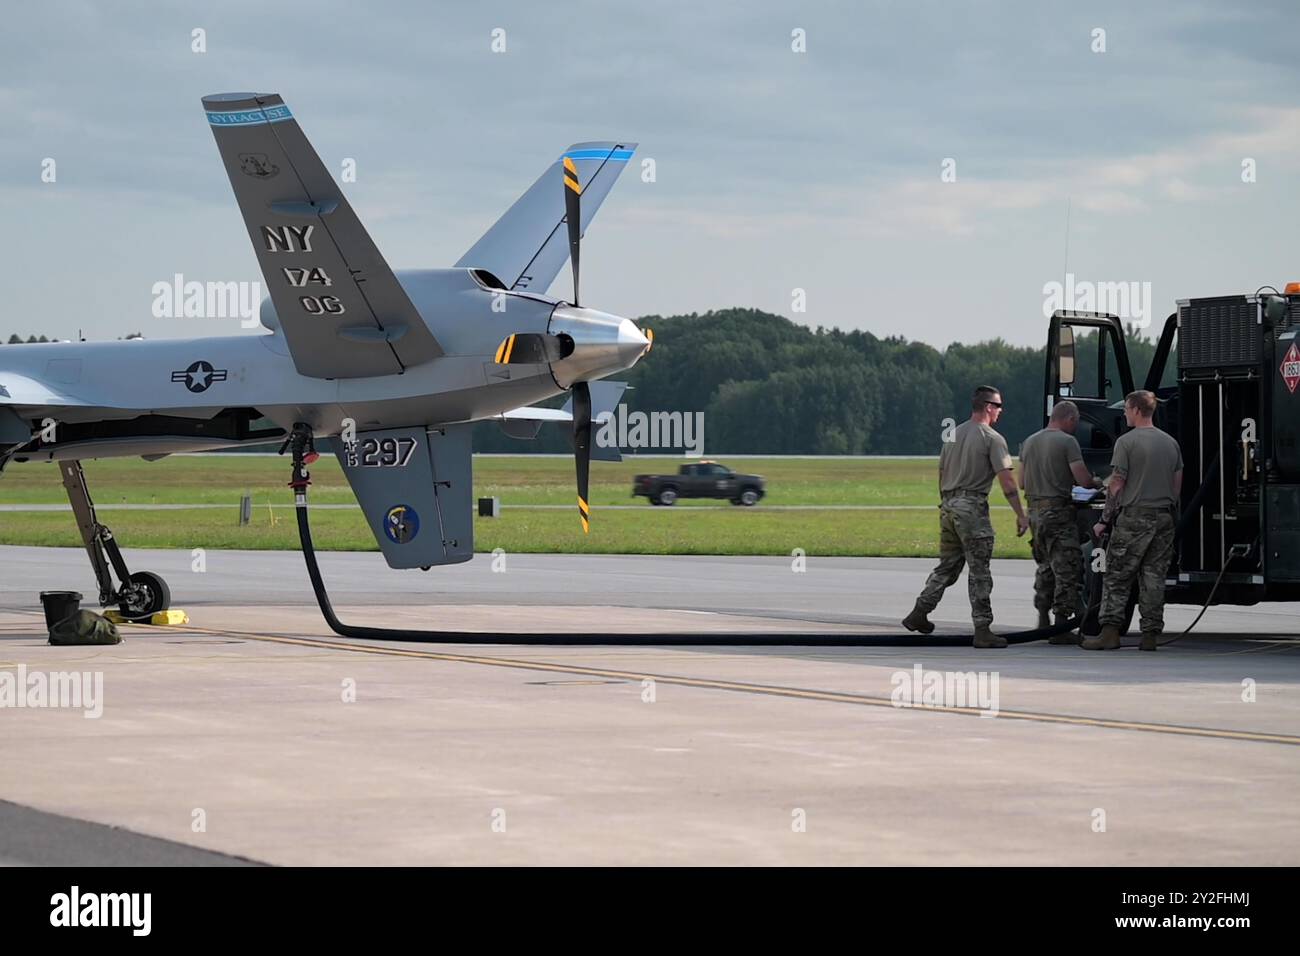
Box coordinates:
[631,461,766,506]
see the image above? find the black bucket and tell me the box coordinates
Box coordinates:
[39,591,83,629]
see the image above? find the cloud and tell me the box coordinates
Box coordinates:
[770,106,1300,239]
[4,1,1300,347]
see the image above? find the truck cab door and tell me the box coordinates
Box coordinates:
[711,464,736,498]
[1044,310,1136,474]
[1143,312,1181,438]
[679,464,700,494]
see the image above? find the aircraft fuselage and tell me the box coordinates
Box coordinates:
[0,268,645,462]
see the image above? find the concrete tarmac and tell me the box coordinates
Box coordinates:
[1,546,1297,865]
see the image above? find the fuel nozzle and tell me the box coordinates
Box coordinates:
[280,422,318,463]
[282,423,318,493]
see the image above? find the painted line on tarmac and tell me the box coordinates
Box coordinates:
[162,623,1300,748]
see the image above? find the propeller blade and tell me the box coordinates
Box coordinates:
[573,380,592,534]
[644,328,653,353]
[563,155,582,307]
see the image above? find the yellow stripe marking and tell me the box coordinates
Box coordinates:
[502,334,516,364]
[155,623,1300,747]
[563,157,581,191]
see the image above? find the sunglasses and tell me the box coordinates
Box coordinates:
[986,401,1003,408]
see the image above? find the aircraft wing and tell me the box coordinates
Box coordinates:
[203,92,443,379]
[0,370,90,407]
[499,406,571,422]
[497,381,627,461]
[455,142,637,294]
[500,380,627,424]
[336,424,473,569]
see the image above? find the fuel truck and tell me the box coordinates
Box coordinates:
[1043,284,1300,635]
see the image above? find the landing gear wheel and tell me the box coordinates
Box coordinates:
[119,571,170,619]
[658,488,678,506]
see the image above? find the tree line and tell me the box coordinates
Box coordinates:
[5,333,143,344]
[474,308,1172,456]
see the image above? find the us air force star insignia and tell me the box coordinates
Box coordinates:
[171,360,228,393]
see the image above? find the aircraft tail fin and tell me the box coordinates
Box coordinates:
[203,92,443,379]
[455,142,637,295]
[335,424,473,569]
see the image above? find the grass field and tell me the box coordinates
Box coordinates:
[0,455,1034,558]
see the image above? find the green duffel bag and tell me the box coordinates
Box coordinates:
[48,609,121,646]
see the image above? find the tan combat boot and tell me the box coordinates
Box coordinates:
[972,625,1007,649]
[1139,634,1159,652]
[902,603,935,635]
[1081,625,1121,651]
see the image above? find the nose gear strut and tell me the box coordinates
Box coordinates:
[59,458,171,620]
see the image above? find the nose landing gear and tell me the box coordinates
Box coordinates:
[59,459,171,619]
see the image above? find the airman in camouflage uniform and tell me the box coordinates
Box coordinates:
[1018,400,1102,642]
[903,386,1029,648]
[1083,390,1183,652]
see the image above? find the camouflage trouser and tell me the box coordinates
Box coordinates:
[1029,501,1082,618]
[1100,508,1176,634]
[916,495,995,628]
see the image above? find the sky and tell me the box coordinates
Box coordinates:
[2,0,1298,348]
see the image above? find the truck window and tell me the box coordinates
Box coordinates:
[1066,328,1125,402]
